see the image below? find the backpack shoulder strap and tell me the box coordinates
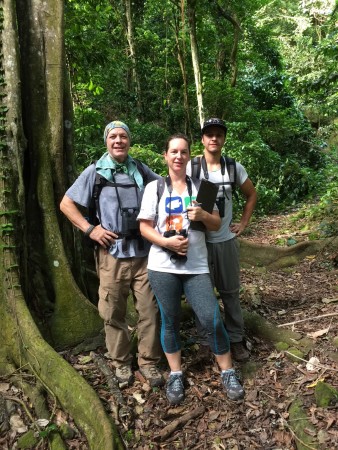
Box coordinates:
[191,177,201,191]
[88,162,102,225]
[155,176,166,223]
[90,170,109,225]
[134,158,148,186]
[191,156,202,179]
[224,156,239,202]
[156,177,166,206]
[224,156,236,183]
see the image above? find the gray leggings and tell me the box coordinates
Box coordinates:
[148,270,230,355]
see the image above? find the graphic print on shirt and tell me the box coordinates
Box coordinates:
[164,194,196,232]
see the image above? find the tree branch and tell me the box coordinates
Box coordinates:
[155,405,205,441]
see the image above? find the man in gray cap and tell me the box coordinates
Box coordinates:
[187,118,257,361]
[60,120,164,386]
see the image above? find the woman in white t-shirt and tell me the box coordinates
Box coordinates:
[138,133,244,405]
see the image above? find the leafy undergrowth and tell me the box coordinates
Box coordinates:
[1,214,337,449]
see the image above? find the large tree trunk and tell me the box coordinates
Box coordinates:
[1,1,122,447]
[14,0,102,348]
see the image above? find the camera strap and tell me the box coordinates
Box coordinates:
[165,175,193,231]
[111,172,144,251]
[111,172,140,215]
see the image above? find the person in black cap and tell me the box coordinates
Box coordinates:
[187,118,257,361]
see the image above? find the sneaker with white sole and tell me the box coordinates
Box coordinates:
[221,368,245,401]
[139,366,164,387]
[166,373,185,405]
[115,365,133,385]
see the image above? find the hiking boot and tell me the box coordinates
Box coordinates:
[115,365,133,385]
[196,344,212,362]
[139,366,164,387]
[231,341,250,362]
[221,368,245,401]
[166,373,185,405]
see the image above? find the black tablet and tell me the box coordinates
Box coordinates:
[190,179,219,231]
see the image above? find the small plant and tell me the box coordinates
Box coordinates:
[123,429,134,443]
[38,423,58,439]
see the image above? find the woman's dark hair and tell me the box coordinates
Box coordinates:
[165,133,190,153]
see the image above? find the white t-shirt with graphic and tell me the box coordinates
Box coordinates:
[137,178,210,274]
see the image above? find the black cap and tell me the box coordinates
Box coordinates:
[201,118,227,135]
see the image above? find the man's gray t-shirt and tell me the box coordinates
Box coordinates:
[66,162,158,258]
[186,160,248,243]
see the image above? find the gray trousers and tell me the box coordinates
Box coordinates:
[196,238,244,343]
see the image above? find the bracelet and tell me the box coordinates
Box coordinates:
[84,225,95,237]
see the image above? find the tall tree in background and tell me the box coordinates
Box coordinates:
[214,1,242,87]
[171,0,193,137]
[187,0,204,125]
[124,0,143,115]
[0,0,121,446]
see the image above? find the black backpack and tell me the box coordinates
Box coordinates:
[191,155,238,202]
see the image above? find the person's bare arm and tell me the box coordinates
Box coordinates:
[229,178,257,236]
[60,194,118,248]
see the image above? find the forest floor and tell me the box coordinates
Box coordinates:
[1,210,338,449]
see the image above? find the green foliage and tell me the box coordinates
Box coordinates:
[258,107,318,162]
[255,0,337,127]
[73,105,105,169]
[130,144,167,176]
[65,0,337,223]
[291,147,338,237]
[127,121,168,153]
[73,104,169,172]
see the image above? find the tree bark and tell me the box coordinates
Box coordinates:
[239,237,338,270]
[1,1,122,447]
[14,0,102,348]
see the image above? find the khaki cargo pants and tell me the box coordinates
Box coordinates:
[96,247,162,368]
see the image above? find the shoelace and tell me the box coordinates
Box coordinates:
[148,367,160,377]
[168,375,183,391]
[222,370,241,389]
[119,366,130,376]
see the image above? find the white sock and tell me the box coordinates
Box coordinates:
[221,368,234,375]
[170,370,183,376]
